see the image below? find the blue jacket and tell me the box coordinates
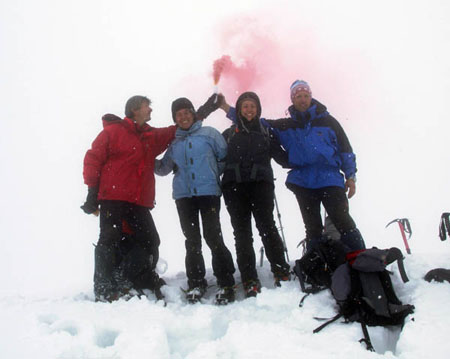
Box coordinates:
[227,99,356,189]
[155,120,227,199]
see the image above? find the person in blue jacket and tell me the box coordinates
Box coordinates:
[155,97,236,304]
[218,80,365,255]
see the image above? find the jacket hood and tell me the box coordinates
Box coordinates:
[235,92,263,132]
[102,115,153,134]
[171,97,197,123]
[102,113,122,128]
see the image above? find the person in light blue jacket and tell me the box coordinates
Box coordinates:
[155,97,235,305]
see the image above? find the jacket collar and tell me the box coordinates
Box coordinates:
[175,120,202,138]
[288,98,329,123]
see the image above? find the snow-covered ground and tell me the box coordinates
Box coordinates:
[1,0,450,358]
[2,251,450,359]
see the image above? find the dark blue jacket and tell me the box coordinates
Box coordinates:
[227,99,356,189]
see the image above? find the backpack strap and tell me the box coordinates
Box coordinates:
[250,163,262,180]
[385,247,409,283]
[313,313,343,333]
[294,260,308,293]
[299,293,310,307]
[225,163,242,183]
[359,319,375,352]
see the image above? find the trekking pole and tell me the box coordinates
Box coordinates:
[273,189,290,262]
[259,246,265,267]
[386,218,412,254]
[439,212,450,241]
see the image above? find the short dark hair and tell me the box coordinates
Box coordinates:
[125,96,151,118]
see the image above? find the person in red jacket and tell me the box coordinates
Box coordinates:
[82,95,176,302]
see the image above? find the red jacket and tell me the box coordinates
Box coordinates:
[83,114,176,208]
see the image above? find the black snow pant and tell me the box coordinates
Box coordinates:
[94,200,161,298]
[286,183,365,253]
[222,181,290,283]
[175,195,235,289]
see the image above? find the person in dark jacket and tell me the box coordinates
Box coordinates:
[81,95,176,302]
[155,97,236,305]
[219,81,365,256]
[219,92,291,297]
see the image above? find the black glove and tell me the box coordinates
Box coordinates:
[81,187,99,214]
[196,94,219,120]
[216,94,225,107]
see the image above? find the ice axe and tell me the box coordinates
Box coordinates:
[386,218,412,254]
[274,188,289,262]
[439,212,450,241]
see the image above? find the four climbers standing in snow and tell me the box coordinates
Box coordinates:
[82,79,363,302]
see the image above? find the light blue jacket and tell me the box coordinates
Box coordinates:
[155,121,227,199]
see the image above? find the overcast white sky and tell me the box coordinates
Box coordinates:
[1,0,449,296]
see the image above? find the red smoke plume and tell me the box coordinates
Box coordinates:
[213,55,231,85]
[209,12,370,120]
[212,55,257,94]
[210,16,292,116]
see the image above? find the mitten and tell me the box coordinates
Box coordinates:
[81,187,99,214]
[196,94,219,120]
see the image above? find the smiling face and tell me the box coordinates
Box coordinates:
[292,91,312,112]
[175,108,195,130]
[240,99,258,121]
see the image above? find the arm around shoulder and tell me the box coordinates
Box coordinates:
[154,150,176,176]
[151,125,177,156]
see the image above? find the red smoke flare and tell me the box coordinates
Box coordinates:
[213,55,232,85]
[211,54,257,95]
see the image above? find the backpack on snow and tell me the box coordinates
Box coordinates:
[293,238,347,300]
[424,268,450,283]
[313,247,415,351]
[293,216,348,302]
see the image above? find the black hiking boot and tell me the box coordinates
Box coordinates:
[153,277,166,301]
[94,287,131,303]
[95,292,118,303]
[274,272,291,287]
[185,286,207,304]
[243,279,261,298]
[94,275,132,303]
[215,286,235,305]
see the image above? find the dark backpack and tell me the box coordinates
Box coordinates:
[424,268,450,283]
[314,247,415,351]
[294,238,347,298]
